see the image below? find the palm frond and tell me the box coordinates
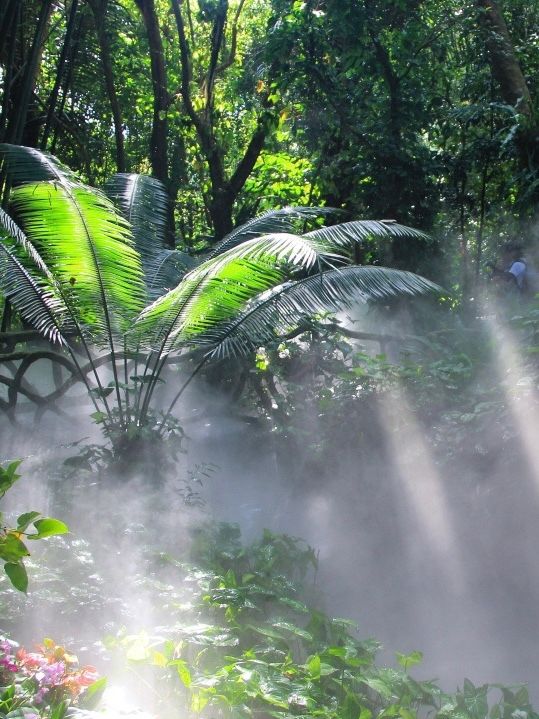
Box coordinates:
[103,174,169,259]
[0,241,67,345]
[0,207,49,274]
[9,181,145,339]
[103,173,199,299]
[0,143,79,186]
[209,206,340,258]
[146,248,198,299]
[192,266,441,359]
[304,220,429,249]
[133,232,343,353]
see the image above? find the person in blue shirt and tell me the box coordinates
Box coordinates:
[488,242,535,295]
[500,243,527,290]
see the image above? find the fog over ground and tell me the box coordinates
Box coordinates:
[2,314,539,704]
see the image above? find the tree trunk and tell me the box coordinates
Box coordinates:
[134,0,169,184]
[0,2,20,141]
[476,0,532,115]
[5,0,54,145]
[51,13,84,154]
[171,0,268,243]
[41,0,80,150]
[89,0,127,172]
[476,0,538,175]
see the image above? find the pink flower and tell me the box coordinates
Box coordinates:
[0,657,18,672]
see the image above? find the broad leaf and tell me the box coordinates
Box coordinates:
[4,561,28,593]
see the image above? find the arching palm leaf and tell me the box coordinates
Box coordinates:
[0,207,50,275]
[304,220,429,249]
[0,241,67,345]
[134,232,343,353]
[192,266,441,359]
[0,143,79,186]
[209,206,340,258]
[146,248,198,298]
[9,181,145,341]
[104,172,197,299]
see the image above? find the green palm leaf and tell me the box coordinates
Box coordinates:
[209,206,340,258]
[145,248,199,297]
[192,266,441,359]
[104,173,197,298]
[9,181,145,340]
[304,220,429,249]
[0,241,67,345]
[0,143,79,186]
[134,233,343,353]
[0,207,50,275]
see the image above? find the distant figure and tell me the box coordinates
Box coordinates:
[489,242,539,298]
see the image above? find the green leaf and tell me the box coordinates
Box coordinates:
[80,677,107,710]
[306,654,321,679]
[16,511,41,531]
[400,708,417,719]
[196,266,440,360]
[49,700,68,719]
[360,706,373,719]
[89,386,115,398]
[90,411,107,424]
[1,684,15,700]
[171,659,192,688]
[4,561,28,592]
[273,621,313,641]
[247,624,285,641]
[9,179,146,341]
[396,650,423,671]
[0,533,30,561]
[131,374,165,384]
[0,460,23,497]
[28,517,69,539]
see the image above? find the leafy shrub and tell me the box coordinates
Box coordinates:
[106,523,538,719]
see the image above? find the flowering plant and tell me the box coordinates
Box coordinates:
[0,636,101,718]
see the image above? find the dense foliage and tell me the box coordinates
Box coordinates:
[2,0,539,285]
[85,524,539,718]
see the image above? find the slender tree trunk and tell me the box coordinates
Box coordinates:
[171,0,268,242]
[89,0,127,172]
[0,0,17,64]
[0,2,20,141]
[41,0,80,150]
[51,14,84,153]
[134,0,169,184]
[367,21,404,219]
[5,0,54,144]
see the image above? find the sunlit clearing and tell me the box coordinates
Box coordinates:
[377,390,464,592]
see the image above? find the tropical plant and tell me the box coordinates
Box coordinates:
[0,460,68,593]
[0,144,439,460]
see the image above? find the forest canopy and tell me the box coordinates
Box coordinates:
[2,0,539,291]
